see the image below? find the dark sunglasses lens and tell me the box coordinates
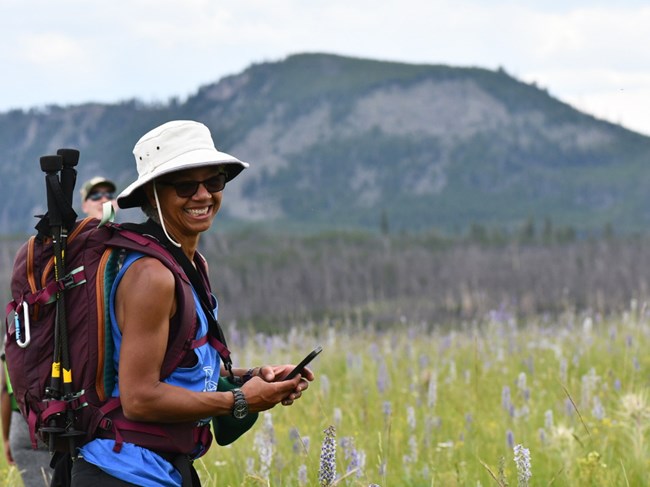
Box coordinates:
[173,174,226,197]
[204,174,226,193]
[174,182,199,198]
[88,192,114,201]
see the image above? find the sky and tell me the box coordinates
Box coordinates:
[2,0,649,136]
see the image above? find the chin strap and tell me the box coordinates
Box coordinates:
[152,181,181,248]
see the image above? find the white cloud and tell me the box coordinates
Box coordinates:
[0,0,648,135]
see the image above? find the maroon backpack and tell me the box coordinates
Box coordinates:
[4,217,220,455]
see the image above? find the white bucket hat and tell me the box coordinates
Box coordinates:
[117,120,249,209]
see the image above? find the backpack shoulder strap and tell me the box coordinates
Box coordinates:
[115,221,232,368]
[103,225,202,378]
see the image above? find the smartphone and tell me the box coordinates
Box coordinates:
[284,346,323,380]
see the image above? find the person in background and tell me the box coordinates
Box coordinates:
[80,176,117,219]
[1,353,52,486]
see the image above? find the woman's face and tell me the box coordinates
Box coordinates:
[147,166,226,241]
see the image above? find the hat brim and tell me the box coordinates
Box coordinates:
[117,148,249,209]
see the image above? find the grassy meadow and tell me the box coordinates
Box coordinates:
[1,306,649,486]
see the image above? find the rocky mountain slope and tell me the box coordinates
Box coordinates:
[1,53,649,236]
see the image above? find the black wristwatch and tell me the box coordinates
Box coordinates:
[231,388,249,419]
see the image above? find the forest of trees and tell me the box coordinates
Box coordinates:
[0,218,646,332]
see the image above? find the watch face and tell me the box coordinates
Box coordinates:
[233,402,248,419]
[232,389,248,419]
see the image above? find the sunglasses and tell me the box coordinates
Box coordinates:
[87,191,115,201]
[157,173,227,198]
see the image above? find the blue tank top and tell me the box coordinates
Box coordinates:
[79,251,221,487]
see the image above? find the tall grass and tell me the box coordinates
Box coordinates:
[2,307,648,486]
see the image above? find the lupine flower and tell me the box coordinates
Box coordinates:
[301,436,310,453]
[346,352,362,371]
[592,397,605,420]
[506,430,515,449]
[419,353,429,370]
[377,360,390,393]
[289,427,300,441]
[538,428,546,445]
[565,398,574,417]
[407,406,416,431]
[581,368,599,409]
[544,410,554,429]
[609,326,617,341]
[298,464,308,486]
[513,444,532,487]
[340,436,364,478]
[408,435,418,463]
[290,427,305,454]
[246,457,255,475]
[524,356,534,375]
[253,412,275,478]
[382,401,392,421]
[368,343,380,362]
[319,425,337,486]
[427,373,437,409]
[333,407,343,427]
[502,386,511,411]
[517,372,527,392]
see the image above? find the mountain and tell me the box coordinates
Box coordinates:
[1,52,649,236]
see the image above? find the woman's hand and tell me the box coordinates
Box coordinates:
[241,364,314,410]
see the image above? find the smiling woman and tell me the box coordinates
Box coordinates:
[63,120,316,487]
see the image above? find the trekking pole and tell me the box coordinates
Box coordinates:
[55,148,85,452]
[57,148,79,231]
[39,155,66,453]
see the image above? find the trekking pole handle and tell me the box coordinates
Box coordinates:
[57,148,79,207]
[40,155,63,174]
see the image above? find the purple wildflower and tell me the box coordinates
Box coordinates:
[377,360,389,393]
[513,444,532,486]
[383,401,392,420]
[592,397,605,420]
[544,409,553,429]
[253,413,275,478]
[614,378,621,391]
[319,425,337,486]
[298,464,308,486]
[407,406,416,431]
[506,429,515,449]
[340,436,364,478]
[333,407,342,427]
[427,374,438,409]
[502,386,511,411]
